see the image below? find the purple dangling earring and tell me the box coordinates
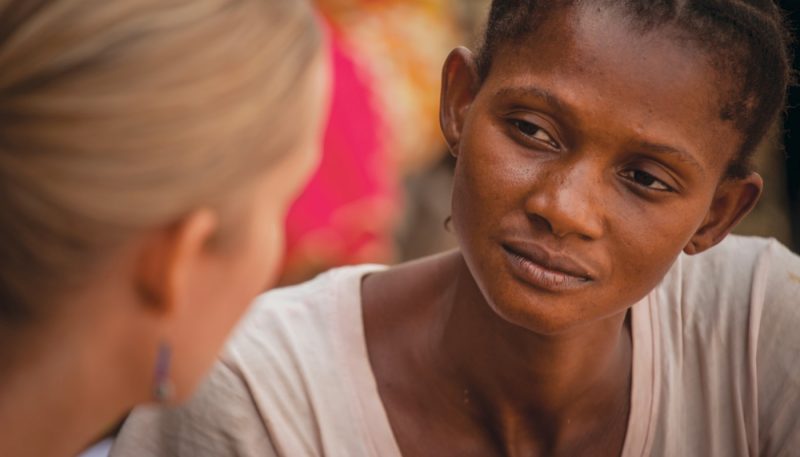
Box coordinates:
[152,342,174,402]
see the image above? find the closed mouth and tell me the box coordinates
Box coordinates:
[501,243,593,282]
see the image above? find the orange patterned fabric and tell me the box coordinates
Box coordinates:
[315,0,462,171]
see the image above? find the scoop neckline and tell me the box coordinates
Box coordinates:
[337,264,657,457]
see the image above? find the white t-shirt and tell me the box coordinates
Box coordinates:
[111,236,800,456]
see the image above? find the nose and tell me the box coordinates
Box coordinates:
[524,160,605,240]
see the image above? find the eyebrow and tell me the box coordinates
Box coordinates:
[633,141,704,173]
[492,85,705,173]
[493,86,569,114]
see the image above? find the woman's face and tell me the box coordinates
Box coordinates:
[447,6,759,334]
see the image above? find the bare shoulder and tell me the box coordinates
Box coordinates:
[650,235,800,362]
[664,235,800,308]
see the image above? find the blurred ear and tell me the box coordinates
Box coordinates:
[684,172,763,255]
[440,47,480,156]
[135,209,219,316]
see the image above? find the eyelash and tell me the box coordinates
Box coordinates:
[510,119,560,149]
[510,118,675,194]
[619,169,674,192]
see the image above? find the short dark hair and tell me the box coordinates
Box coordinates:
[476,0,794,179]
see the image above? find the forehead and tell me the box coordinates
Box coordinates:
[480,4,743,170]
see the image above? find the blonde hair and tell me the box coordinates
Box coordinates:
[0,0,322,320]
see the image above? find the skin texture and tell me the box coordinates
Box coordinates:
[363,5,762,457]
[0,54,329,457]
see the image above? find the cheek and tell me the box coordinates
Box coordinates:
[170,224,282,400]
[453,130,523,235]
[604,196,709,297]
[234,142,321,292]
[210,197,288,317]
[243,212,285,291]
[217,199,287,311]
[451,163,495,252]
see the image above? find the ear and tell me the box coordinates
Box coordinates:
[135,209,219,316]
[440,47,480,156]
[684,172,763,255]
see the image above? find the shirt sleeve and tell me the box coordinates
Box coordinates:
[110,360,277,457]
[756,240,800,455]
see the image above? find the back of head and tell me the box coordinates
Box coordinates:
[0,0,321,322]
[476,0,793,178]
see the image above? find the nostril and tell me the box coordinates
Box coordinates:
[527,212,554,234]
[527,209,595,240]
[523,177,604,240]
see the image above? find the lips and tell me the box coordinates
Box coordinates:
[501,242,594,291]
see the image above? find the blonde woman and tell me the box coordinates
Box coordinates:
[0,1,328,456]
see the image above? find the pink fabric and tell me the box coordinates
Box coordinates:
[283,27,398,272]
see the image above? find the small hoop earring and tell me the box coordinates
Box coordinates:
[152,342,174,403]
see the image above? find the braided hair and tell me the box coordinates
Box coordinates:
[476,0,794,178]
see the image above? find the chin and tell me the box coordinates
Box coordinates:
[487,298,591,336]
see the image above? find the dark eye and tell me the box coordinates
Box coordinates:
[510,119,559,149]
[620,169,673,192]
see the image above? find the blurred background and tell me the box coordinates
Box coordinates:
[278,0,800,286]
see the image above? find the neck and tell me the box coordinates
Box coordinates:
[0,304,146,457]
[433,252,632,442]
